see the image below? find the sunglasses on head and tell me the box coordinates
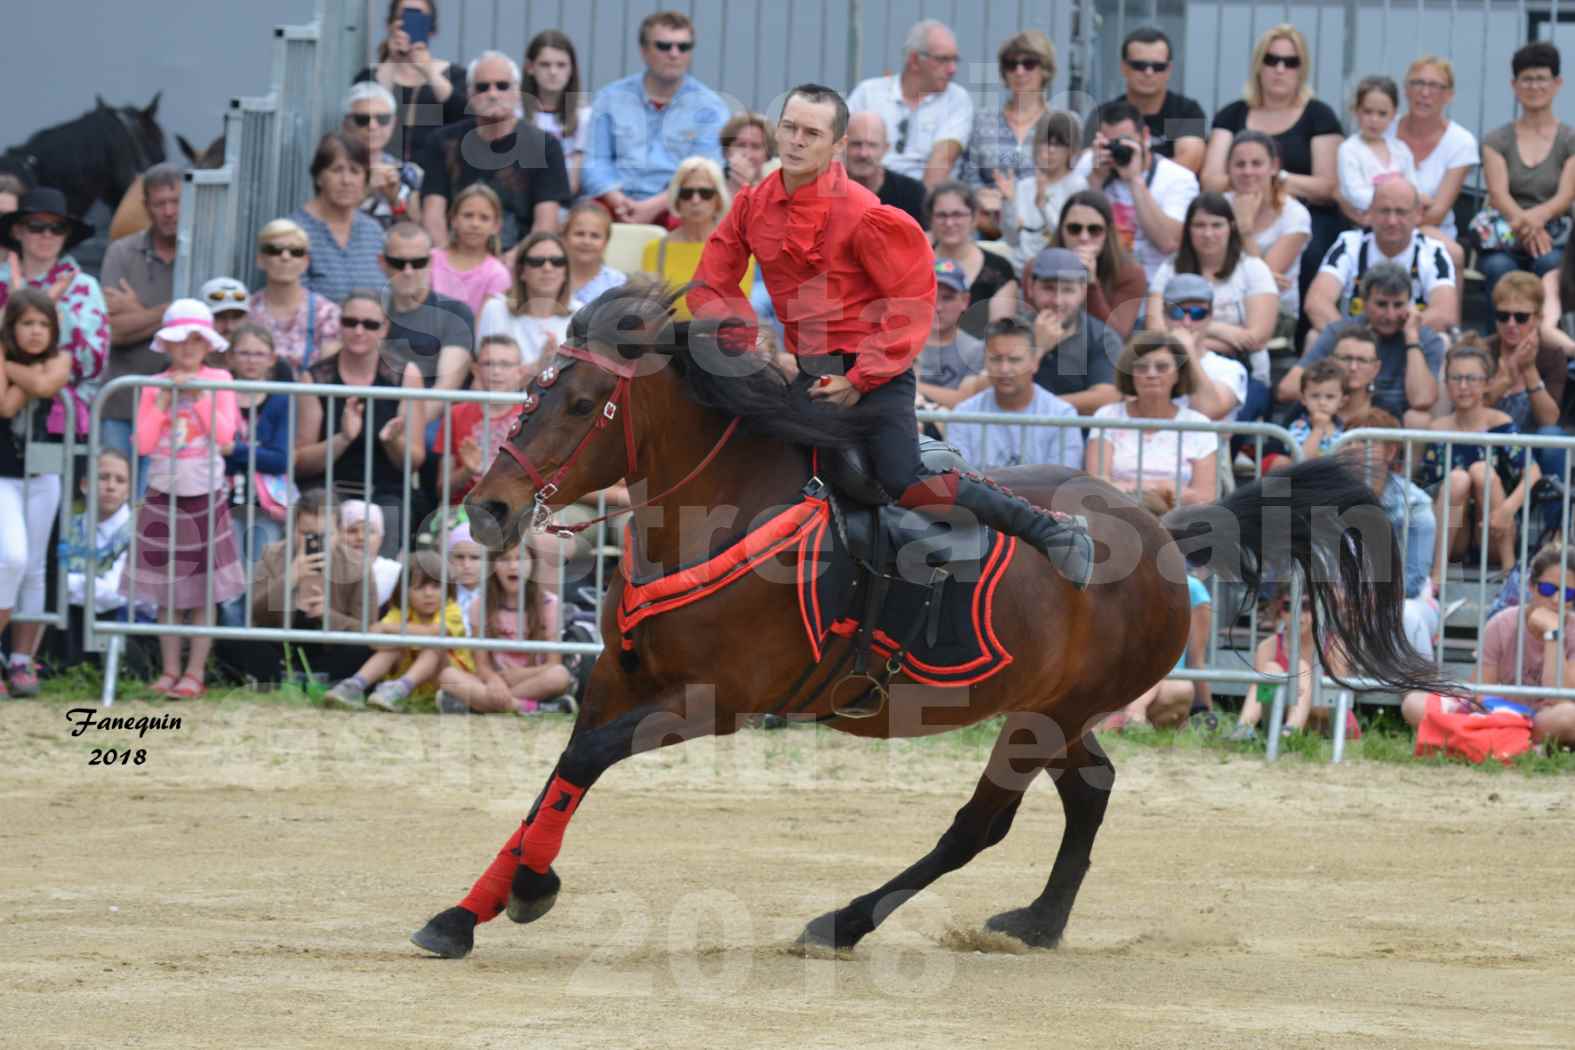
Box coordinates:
[1002,56,1042,72]
[895,116,910,155]
[23,221,69,236]
[342,317,385,331]
[651,40,694,53]
[677,186,719,202]
[384,255,430,271]
[523,255,568,268]
[1126,59,1170,73]
[1166,304,1211,321]
[351,112,395,127]
[1263,53,1302,69]
[1063,221,1105,237]
[261,244,308,258]
[1536,581,1575,601]
[1496,309,1534,324]
[473,80,513,94]
[207,290,248,304]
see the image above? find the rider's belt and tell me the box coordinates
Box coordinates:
[797,352,857,378]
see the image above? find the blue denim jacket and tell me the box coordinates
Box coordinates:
[1382,473,1435,600]
[582,74,727,199]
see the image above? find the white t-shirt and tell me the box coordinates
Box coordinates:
[1406,121,1478,240]
[947,386,1084,470]
[1317,229,1456,308]
[1149,256,1278,326]
[477,296,580,371]
[1072,152,1199,279]
[534,105,593,159]
[1180,350,1249,422]
[1091,401,1217,488]
[1337,134,1419,212]
[1228,190,1312,316]
[847,76,974,182]
[1010,171,1088,267]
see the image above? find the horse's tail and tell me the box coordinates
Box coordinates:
[1161,456,1452,695]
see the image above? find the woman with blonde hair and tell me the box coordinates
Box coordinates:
[964,30,1057,192]
[477,231,576,373]
[245,217,341,373]
[1394,56,1476,264]
[1201,25,1343,308]
[640,156,753,320]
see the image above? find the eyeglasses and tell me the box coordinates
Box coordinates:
[473,80,514,94]
[1496,309,1534,325]
[1166,304,1210,321]
[523,255,568,268]
[1262,53,1302,70]
[1002,56,1042,73]
[1445,373,1486,386]
[1126,60,1170,74]
[1063,222,1105,238]
[1536,581,1575,601]
[1132,359,1177,376]
[676,187,719,202]
[1333,354,1377,367]
[1406,78,1449,93]
[22,221,68,236]
[920,50,959,64]
[261,244,308,258]
[342,317,385,331]
[384,255,430,271]
[1517,74,1556,88]
[932,209,973,222]
[350,112,395,127]
[896,116,910,154]
[650,40,694,53]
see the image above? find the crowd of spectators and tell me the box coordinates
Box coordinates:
[2,5,1575,750]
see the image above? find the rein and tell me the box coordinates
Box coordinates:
[496,343,739,536]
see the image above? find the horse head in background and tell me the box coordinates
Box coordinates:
[0,93,167,219]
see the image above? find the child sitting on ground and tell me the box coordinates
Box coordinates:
[437,539,573,714]
[1229,588,1356,742]
[447,521,486,632]
[323,558,470,712]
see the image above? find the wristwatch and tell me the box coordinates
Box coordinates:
[1544,628,1561,642]
[1528,381,1547,394]
[1404,342,1424,351]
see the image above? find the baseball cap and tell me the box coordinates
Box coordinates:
[1029,247,1089,282]
[934,258,968,293]
[1162,273,1213,305]
[200,276,250,315]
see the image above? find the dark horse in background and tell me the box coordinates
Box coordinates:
[411,282,1449,961]
[0,94,167,220]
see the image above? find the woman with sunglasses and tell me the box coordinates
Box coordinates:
[478,232,577,376]
[1401,542,1575,750]
[342,82,424,230]
[926,181,1017,339]
[962,31,1057,193]
[1483,271,1563,434]
[245,218,342,374]
[354,0,465,164]
[1202,25,1343,307]
[641,157,752,321]
[1049,189,1147,338]
[1418,339,1538,584]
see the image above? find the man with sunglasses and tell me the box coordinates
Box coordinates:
[1089,27,1206,175]
[583,11,727,227]
[691,84,1094,589]
[848,19,974,188]
[378,223,474,394]
[1018,248,1121,416]
[420,50,570,251]
[1157,273,1247,421]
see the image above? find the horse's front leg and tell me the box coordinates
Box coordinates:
[412,686,714,959]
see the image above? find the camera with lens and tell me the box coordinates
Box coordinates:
[1107,138,1137,168]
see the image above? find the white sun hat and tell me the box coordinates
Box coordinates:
[152,298,230,354]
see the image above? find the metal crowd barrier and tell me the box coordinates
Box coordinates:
[11,396,76,634]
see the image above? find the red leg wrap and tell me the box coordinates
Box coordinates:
[458,821,527,922]
[520,774,586,874]
[897,471,959,509]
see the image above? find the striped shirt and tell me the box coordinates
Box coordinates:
[291,207,387,305]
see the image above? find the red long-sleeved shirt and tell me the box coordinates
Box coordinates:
[687,161,936,393]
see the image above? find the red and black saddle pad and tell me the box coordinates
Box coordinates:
[795,504,1015,688]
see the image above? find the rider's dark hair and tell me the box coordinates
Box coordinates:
[783,83,849,139]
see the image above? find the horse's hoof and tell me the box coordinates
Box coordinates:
[796,909,867,953]
[411,906,477,959]
[506,864,561,924]
[983,906,1063,949]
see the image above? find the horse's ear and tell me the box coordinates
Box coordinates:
[177,135,198,163]
[144,92,162,119]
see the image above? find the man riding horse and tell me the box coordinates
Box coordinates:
[687,84,1094,588]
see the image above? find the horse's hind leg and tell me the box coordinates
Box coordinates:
[798,712,1057,952]
[412,694,708,959]
[985,731,1114,948]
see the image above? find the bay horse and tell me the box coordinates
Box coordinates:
[0,95,167,220]
[411,282,1445,960]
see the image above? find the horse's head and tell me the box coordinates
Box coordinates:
[97,93,167,173]
[465,280,685,551]
[177,132,226,170]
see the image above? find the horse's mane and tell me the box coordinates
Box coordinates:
[569,279,884,450]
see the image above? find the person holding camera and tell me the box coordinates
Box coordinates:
[354,0,465,165]
[1072,100,1199,281]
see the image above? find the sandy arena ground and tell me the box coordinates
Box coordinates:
[2,699,1573,1049]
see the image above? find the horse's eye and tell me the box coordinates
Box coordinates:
[568,397,595,416]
